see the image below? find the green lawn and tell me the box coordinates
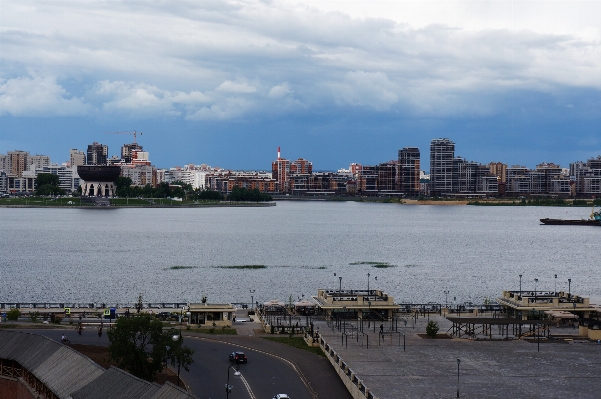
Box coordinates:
[261,336,326,357]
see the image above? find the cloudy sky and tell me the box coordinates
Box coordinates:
[1,0,600,170]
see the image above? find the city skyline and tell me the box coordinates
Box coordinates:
[1,1,600,170]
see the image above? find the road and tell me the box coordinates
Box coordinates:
[15,328,312,399]
[185,336,311,399]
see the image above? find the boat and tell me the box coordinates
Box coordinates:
[540,205,601,225]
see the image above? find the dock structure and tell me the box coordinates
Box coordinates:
[312,288,399,321]
[496,290,596,320]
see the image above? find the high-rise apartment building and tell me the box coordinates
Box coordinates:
[290,158,312,175]
[121,143,143,164]
[8,150,29,177]
[571,156,601,196]
[0,154,8,173]
[429,138,455,196]
[272,147,291,193]
[70,149,86,167]
[488,162,507,183]
[86,142,108,165]
[399,147,420,196]
[28,155,50,170]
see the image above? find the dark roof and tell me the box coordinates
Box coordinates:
[0,330,198,399]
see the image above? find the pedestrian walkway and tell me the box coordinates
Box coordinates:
[313,313,601,399]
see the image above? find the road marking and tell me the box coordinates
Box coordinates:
[187,335,316,398]
[239,373,255,399]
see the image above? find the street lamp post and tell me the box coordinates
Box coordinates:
[456,359,461,398]
[339,276,342,295]
[554,274,557,294]
[444,290,449,312]
[226,364,241,398]
[534,278,538,300]
[519,274,522,293]
[249,289,255,311]
[172,306,189,387]
[367,301,371,328]
[367,273,370,294]
[568,278,572,298]
[532,308,539,352]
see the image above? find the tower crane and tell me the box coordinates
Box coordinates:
[105,130,143,144]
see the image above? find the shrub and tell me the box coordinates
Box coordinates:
[426,320,439,338]
[29,311,40,322]
[7,308,21,321]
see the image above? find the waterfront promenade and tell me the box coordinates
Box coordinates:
[4,308,601,398]
[312,314,601,399]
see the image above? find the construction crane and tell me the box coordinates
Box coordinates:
[105,130,143,144]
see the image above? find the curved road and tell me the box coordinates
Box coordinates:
[15,328,316,399]
[184,337,311,399]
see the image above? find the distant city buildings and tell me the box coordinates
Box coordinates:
[86,142,108,166]
[399,147,420,196]
[1,137,600,198]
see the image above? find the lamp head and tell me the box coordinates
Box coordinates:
[457,359,461,364]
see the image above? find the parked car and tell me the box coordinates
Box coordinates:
[229,351,247,364]
[272,395,290,399]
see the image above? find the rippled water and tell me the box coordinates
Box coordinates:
[1,202,599,305]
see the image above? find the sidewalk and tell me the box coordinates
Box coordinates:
[314,313,601,399]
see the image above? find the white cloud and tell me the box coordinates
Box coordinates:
[186,98,254,121]
[1,0,599,120]
[325,71,398,111]
[216,81,257,93]
[91,80,211,117]
[268,82,292,99]
[0,74,89,116]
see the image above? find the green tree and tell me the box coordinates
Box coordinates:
[165,328,195,378]
[36,173,60,188]
[107,314,194,381]
[425,320,439,338]
[193,189,223,201]
[7,308,21,321]
[228,186,272,202]
[115,176,133,197]
[153,182,171,198]
[35,173,65,195]
[37,184,66,196]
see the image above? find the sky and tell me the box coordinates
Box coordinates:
[1,0,600,171]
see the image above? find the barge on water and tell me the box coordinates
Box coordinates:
[540,205,601,226]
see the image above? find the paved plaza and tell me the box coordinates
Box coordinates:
[313,314,601,399]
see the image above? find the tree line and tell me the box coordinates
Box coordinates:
[114,177,272,202]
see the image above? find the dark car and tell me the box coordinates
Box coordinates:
[229,351,247,364]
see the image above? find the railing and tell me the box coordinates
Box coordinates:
[0,302,189,310]
[318,334,377,399]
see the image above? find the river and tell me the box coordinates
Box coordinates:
[1,202,599,305]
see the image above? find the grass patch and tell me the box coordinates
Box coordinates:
[214,265,267,269]
[349,261,395,268]
[166,266,197,270]
[189,327,238,335]
[261,336,326,358]
[372,263,395,268]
